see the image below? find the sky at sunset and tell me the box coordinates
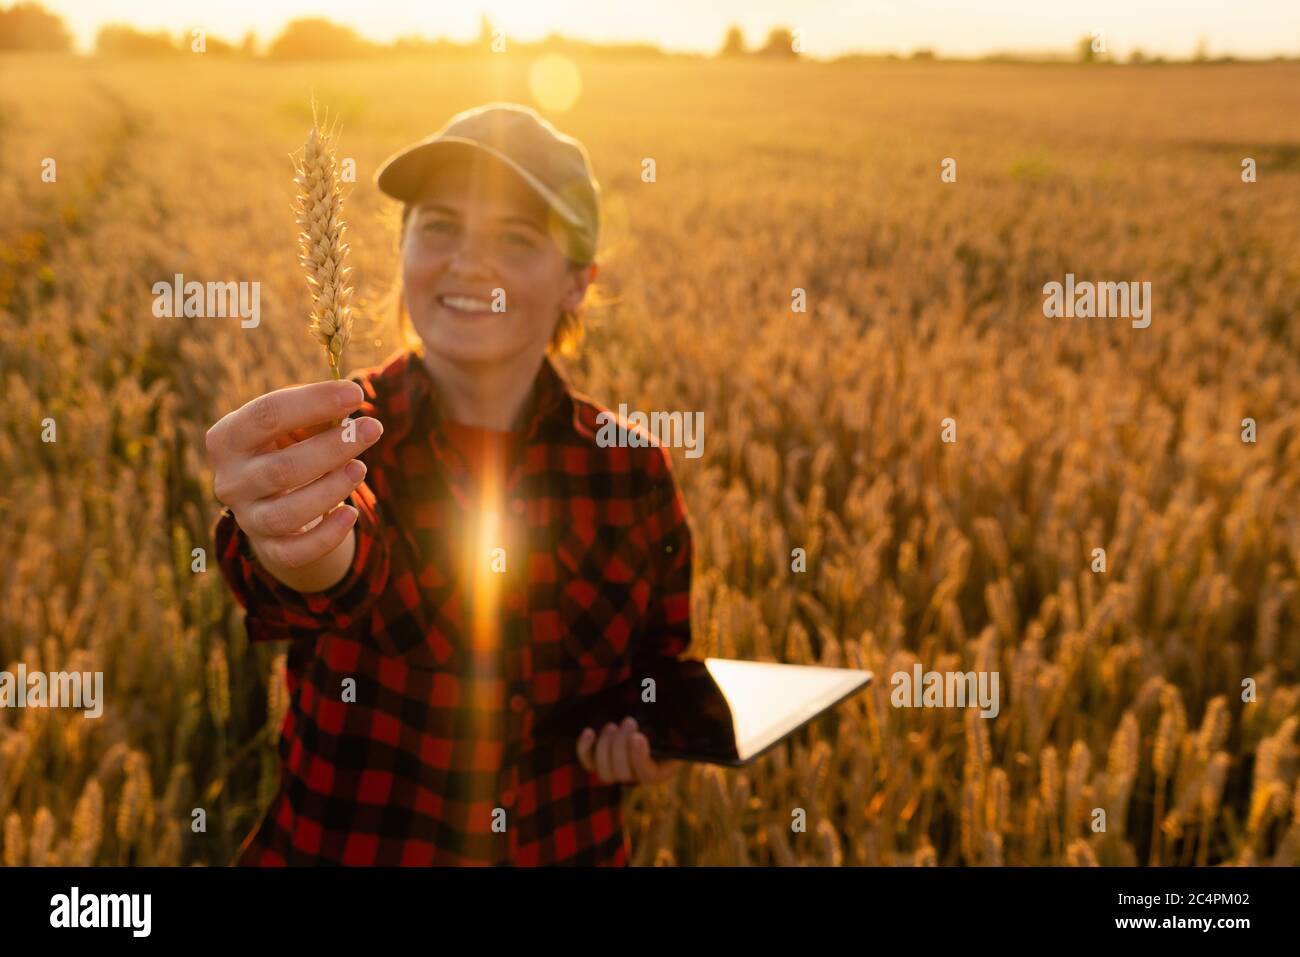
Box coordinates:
[37,0,1300,59]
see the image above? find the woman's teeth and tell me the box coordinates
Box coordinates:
[439,294,492,313]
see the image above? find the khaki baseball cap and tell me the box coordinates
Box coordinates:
[374,102,601,264]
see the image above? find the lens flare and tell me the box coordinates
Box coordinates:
[529,54,582,113]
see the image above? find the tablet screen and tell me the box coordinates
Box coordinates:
[532,657,873,765]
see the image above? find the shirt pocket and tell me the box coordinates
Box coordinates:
[553,520,651,670]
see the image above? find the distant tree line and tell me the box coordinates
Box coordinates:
[0,2,1284,64]
[718,25,803,58]
[0,5,798,60]
[0,1,71,51]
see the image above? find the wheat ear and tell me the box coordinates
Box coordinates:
[293,116,354,382]
[292,111,358,532]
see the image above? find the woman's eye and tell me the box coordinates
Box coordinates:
[502,232,533,247]
[422,221,455,235]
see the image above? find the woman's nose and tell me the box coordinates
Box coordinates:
[447,230,494,275]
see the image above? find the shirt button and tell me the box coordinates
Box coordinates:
[500,788,517,808]
[510,693,527,713]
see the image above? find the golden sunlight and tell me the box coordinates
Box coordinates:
[470,492,505,660]
[528,54,581,113]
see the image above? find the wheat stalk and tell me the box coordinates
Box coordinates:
[266,653,289,740]
[1198,752,1231,865]
[207,644,231,728]
[1150,706,1179,864]
[293,111,354,381]
[28,807,54,867]
[3,811,24,867]
[70,779,103,867]
[1066,838,1099,867]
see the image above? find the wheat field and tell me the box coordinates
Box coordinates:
[1,53,1298,866]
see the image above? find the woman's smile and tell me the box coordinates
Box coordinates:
[436,292,496,317]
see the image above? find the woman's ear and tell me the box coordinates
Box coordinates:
[561,261,597,312]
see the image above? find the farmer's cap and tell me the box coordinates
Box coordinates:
[374,102,600,264]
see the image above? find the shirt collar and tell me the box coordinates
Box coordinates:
[381,349,582,450]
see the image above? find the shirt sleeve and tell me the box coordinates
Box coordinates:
[211,475,390,643]
[633,444,693,666]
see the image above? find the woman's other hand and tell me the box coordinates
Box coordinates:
[577,717,681,785]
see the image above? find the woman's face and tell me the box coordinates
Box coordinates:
[402,154,594,366]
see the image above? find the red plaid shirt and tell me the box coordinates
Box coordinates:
[212,349,693,865]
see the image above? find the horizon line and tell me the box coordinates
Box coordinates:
[34,14,1300,62]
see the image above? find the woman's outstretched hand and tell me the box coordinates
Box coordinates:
[577,717,681,785]
[207,379,382,571]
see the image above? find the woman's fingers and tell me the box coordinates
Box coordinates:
[594,722,619,781]
[629,732,673,784]
[610,718,636,781]
[235,416,383,503]
[242,459,368,538]
[206,381,373,573]
[208,380,377,515]
[596,721,634,782]
[577,719,676,785]
[209,380,364,460]
[249,501,358,571]
[265,420,337,453]
[219,379,364,457]
[576,728,597,772]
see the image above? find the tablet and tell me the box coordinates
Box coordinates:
[532,657,873,766]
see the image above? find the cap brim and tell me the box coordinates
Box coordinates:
[374,137,584,229]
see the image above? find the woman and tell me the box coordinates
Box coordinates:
[206,103,693,865]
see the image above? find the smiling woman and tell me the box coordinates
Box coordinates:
[395,205,587,361]
[398,162,585,374]
[380,107,602,427]
[383,130,601,371]
[209,101,695,866]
